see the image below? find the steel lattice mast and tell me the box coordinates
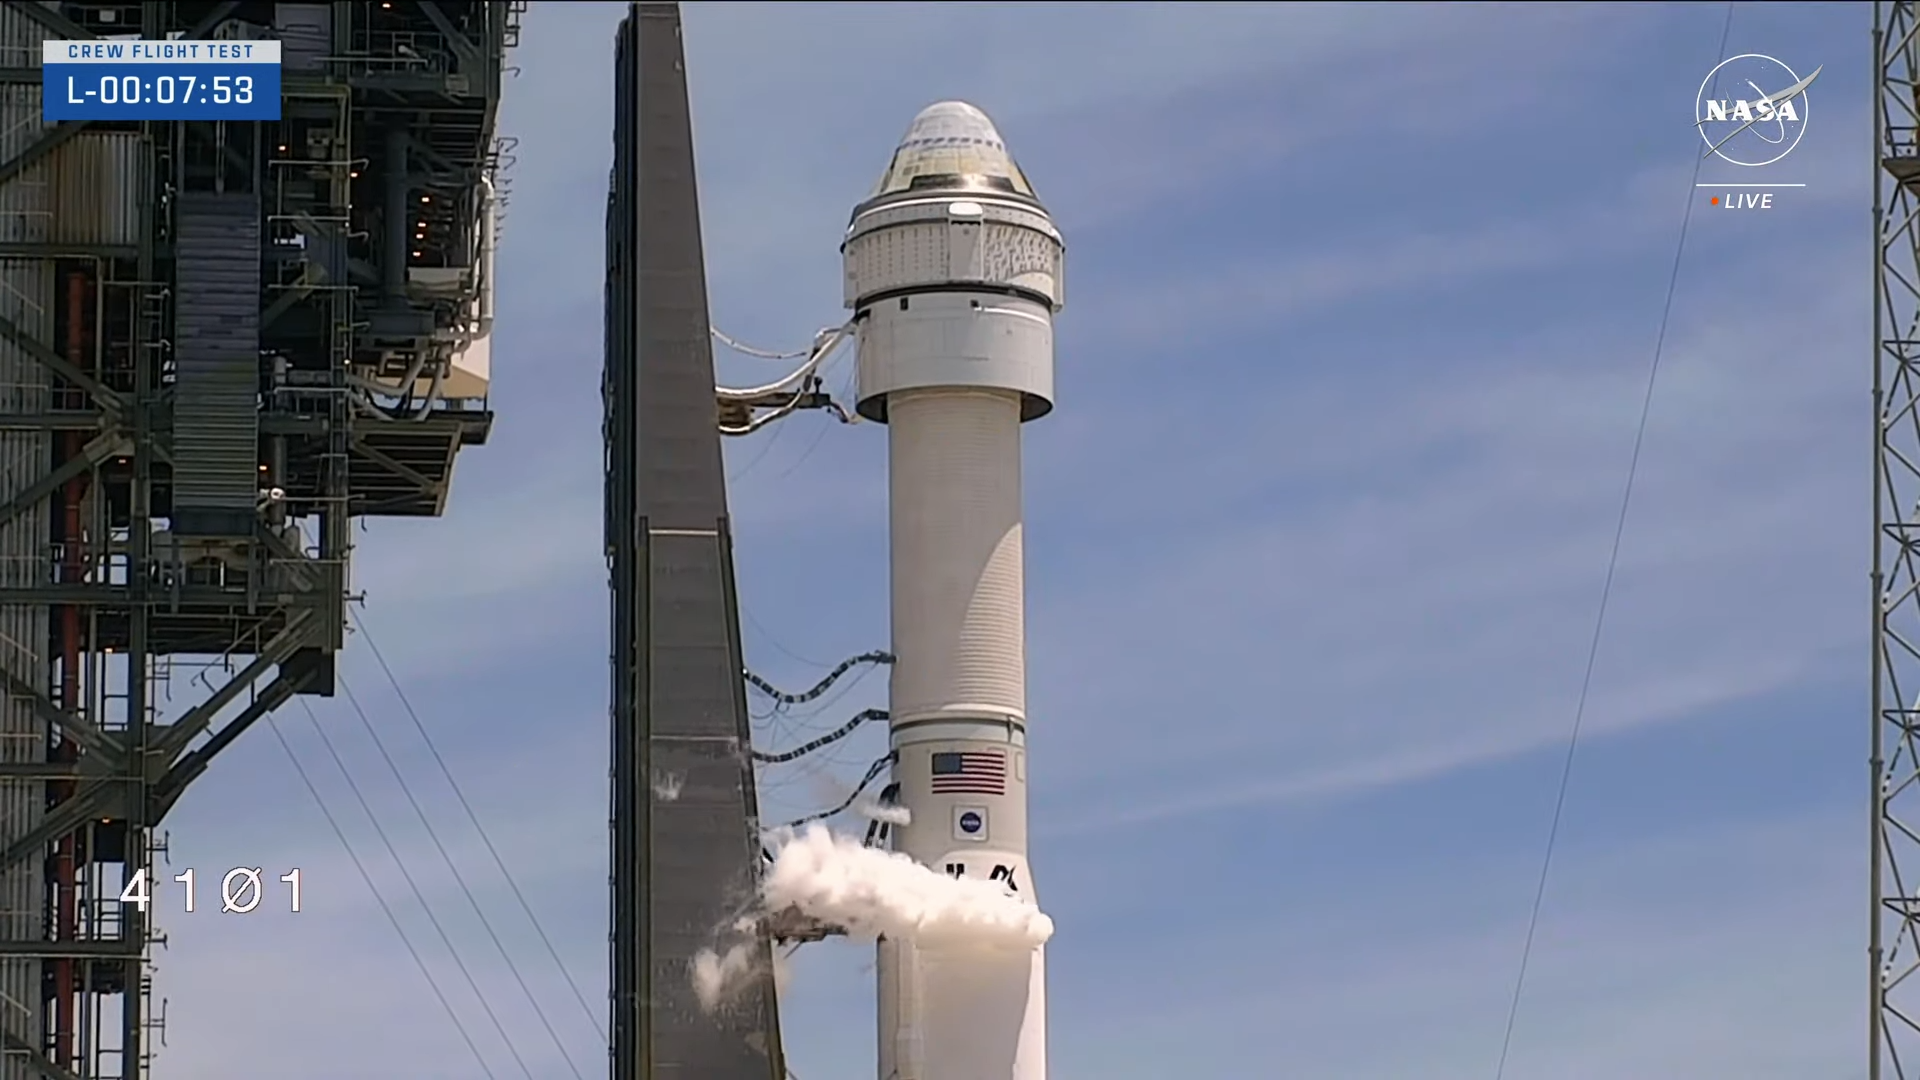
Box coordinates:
[1876,5,1920,1075]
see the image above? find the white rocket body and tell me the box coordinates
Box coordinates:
[845,101,1064,1080]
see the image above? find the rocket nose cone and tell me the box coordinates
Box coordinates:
[864,100,1041,205]
[904,100,1004,148]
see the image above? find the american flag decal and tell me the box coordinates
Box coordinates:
[929,750,1008,795]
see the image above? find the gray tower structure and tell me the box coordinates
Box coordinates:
[0,3,513,1077]
[604,4,787,1078]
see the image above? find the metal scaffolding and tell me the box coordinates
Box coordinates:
[0,3,515,1077]
[1879,4,1920,1076]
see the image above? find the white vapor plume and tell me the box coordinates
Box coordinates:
[652,771,684,802]
[688,824,1051,1008]
[856,801,911,826]
[690,939,799,1011]
[691,943,756,1012]
[762,824,1053,948]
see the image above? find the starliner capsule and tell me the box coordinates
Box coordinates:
[845,101,1065,1080]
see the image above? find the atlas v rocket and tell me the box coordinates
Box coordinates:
[846,101,1065,1080]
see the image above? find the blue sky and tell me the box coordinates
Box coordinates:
[144,3,1865,1078]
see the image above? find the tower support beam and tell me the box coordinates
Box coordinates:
[2,1031,85,1080]
[0,667,112,755]
[0,312,121,410]
[4,4,89,42]
[0,122,88,187]
[1875,5,1920,1077]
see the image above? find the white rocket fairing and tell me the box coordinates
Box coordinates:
[845,101,1065,1080]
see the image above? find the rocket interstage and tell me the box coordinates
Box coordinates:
[845,101,1064,1080]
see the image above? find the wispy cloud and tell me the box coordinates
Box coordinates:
[1031,237,1858,826]
[1044,806,1857,1080]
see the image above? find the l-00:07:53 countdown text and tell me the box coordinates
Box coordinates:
[63,73,254,105]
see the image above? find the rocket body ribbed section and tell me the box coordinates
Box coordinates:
[888,388,1026,725]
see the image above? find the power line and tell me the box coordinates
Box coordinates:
[298,698,538,1080]
[266,712,501,1080]
[337,671,590,1079]
[752,708,888,765]
[773,356,859,482]
[742,603,834,669]
[1490,6,1736,1076]
[351,608,609,1045]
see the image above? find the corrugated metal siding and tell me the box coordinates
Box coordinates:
[0,4,51,1071]
[172,192,261,535]
[0,80,49,247]
[50,133,141,247]
[887,390,1026,722]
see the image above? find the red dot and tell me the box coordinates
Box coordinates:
[1710,196,1720,205]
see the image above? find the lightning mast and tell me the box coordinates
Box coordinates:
[1875,5,1920,1076]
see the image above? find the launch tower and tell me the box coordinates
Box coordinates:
[0,3,511,1077]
